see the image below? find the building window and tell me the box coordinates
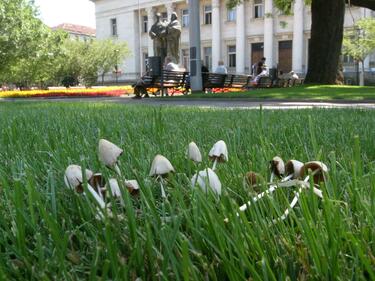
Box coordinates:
[204,5,212,25]
[228,45,236,67]
[143,16,148,33]
[161,12,168,22]
[182,49,190,71]
[254,0,264,18]
[182,9,189,27]
[110,18,117,36]
[204,47,212,71]
[227,8,236,22]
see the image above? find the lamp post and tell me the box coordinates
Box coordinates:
[115,49,119,84]
[188,0,202,92]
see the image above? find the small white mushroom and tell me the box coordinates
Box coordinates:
[187,142,202,163]
[208,140,228,170]
[64,165,105,209]
[149,154,175,198]
[191,168,222,196]
[98,139,123,175]
[285,160,304,179]
[269,156,285,181]
[125,179,140,195]
[300,161,328,184]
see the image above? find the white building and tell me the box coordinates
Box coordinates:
[91,0,374,83]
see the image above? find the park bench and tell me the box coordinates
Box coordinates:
[133,70,190,97]
[202,73,227,92]
[203,73,252,92]
[224,74,252,90]
[254,76,273,88]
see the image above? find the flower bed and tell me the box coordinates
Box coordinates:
[0,86,134,98]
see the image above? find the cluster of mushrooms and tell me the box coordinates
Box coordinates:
[64,139,327,222]
[241,157,327,222]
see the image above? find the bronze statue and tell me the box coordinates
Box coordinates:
[166,12,181,64]
[149,13,167,64]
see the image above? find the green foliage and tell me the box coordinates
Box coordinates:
[0,0,130,88]
[0,103,374,279]
[343,18,375,62]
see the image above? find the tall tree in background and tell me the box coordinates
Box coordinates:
[227,0,375,84]
[342,18,375,85]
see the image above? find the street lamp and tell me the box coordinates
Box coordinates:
[189,0,203,92]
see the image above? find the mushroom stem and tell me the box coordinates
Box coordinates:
[114,164,122,177]
[270,172,275,182]
[212,158,218,171]
[272,175,318,223]
[159,177,167,199]
[87,184,106,209]
[238,174,294,213]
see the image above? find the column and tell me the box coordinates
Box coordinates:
[165,3,176,21]
[362,8,371,70]
[212,0,221,71]
[133,10,141,76]
[292,0,304,74]
[263,0,274,68]
[236,3,246,74]
[146,7,155,57]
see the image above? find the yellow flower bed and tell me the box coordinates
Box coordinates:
[0,86,134,98]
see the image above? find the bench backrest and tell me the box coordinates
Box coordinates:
[161,70,188,87]
[202,73,227,88]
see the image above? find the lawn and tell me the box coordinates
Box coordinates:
[168,85,375,100]
[0,103,374,280]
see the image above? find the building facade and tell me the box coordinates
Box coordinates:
[53,23,96,41]
[91,0,374,83]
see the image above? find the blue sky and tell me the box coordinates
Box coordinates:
[34,0,96,28]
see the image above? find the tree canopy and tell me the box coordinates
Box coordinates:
[0,0,130,88]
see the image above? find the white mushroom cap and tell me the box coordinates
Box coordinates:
[285,160,304,179]
[191,168,222,195]
[149,154,175,177]
[64,165,93,192]
[98,139,123,167]
[187,142,202,163]
[208,140,228,162]
[270,156,285,177]
[125,180,140,192]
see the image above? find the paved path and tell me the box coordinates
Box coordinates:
[2,96,375,109]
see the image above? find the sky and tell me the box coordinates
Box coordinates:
[34,0,96,28]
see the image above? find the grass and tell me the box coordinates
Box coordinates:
[166,85,375,100]
[0,102,374,280]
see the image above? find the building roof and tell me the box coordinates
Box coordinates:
[53,23,96,37]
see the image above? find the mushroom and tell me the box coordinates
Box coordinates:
[89,173,106,200]
[243,171,265,193]
[98,139,123,176]
[64,165,105,209]
[285,160,304,180]
[149,154,175,198]
[191,168,222,196]
[269,156,285,181]
[187,142,202,163]
[208,140,228,170]
[300,161,328,184]
[125,179,140,195]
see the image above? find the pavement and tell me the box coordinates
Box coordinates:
[2,95,375,109]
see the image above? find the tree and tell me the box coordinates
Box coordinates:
[227,0,375,85]
[0,0,42,79]
[343,18,375,85]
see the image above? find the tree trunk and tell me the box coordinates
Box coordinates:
[360,60,365,86]
[305,0,346,84]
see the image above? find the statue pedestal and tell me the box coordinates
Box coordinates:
[147,56,162,76]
